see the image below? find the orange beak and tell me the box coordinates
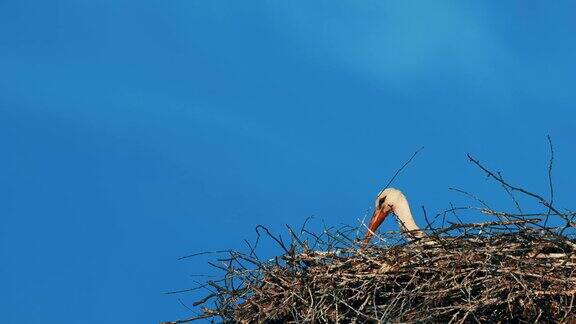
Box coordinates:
[363,208,391,244]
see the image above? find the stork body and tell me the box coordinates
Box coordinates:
[363,188,425,244]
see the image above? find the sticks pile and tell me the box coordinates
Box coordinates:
[234,227,576,323]
[164,147,576,323]
[166,218,576,323]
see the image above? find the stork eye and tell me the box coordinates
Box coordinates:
[378,196,386,207]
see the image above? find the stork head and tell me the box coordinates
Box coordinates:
[363,188,404,244]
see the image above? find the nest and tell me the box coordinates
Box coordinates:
[165,218,576,323]
[164,152,576,323]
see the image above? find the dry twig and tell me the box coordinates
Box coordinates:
[164,150,576,323]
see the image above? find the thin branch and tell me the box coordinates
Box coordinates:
[384,146,424,189]
[467,153,573,227]
[544,135,555,227]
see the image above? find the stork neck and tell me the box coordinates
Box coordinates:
[393,196,425,239]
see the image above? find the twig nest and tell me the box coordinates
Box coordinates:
[211,226,576,323]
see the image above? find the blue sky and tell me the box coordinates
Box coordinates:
[1,1,575,323]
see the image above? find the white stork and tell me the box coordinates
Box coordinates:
[361,188,576,266]
[363,188,426,244]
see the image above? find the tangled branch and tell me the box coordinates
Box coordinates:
[164,148,576,323]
